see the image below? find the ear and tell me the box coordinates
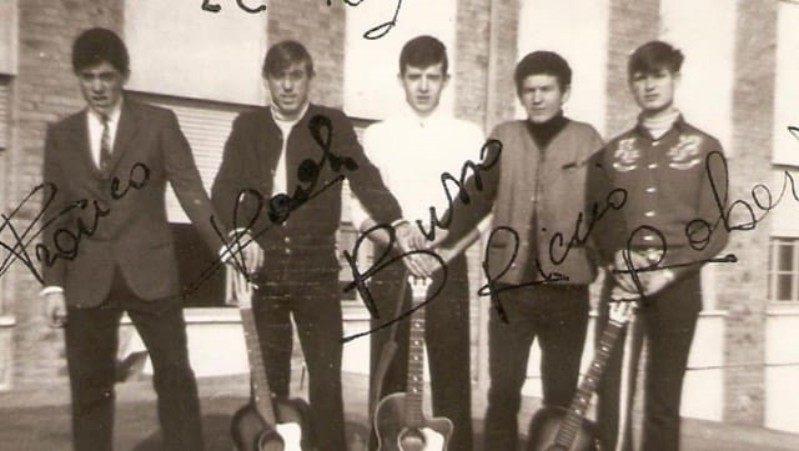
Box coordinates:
[561,85,571,104]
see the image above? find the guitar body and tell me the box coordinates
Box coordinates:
[231,397,313,451]
[374,392,452,451]
[526,406,602,451]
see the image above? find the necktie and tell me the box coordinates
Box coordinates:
[99,113,112,175]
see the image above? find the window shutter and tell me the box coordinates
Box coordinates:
[130,93,247,223]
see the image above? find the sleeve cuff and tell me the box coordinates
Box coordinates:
[41,286,64,296]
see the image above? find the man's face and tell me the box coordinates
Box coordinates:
[399,63,449,117]
[629,68,679,114]
[265,62,311,120]
[519,74,569,124]
[77,61,127,115]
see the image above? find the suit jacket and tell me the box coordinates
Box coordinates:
[211,104,402,275]
[40,98,224,307]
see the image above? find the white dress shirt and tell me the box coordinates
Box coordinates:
[87,101,123,168]
[350,107,486,232]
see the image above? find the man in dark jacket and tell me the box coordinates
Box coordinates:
[587,40,729,451]
[40,28,227,451]
[211,40,421,451]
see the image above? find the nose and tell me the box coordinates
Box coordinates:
[419,76,429,93]
[90,77,104,93]
[532,90,543,104]
[643,76,655,91]
[281,77,294,92]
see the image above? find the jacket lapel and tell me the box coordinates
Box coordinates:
[68,111,105,179]
[107,100,139,176]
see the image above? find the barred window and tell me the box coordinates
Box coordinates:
[768,237,799,302]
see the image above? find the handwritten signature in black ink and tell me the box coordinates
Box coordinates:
[187,114,359,292]
[340,222,447,343]
[0,163,150,284]
[201,0,404,40]
[478,187,628,323]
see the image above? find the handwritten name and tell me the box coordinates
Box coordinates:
[341,222,446,343]
[201,0,404,40]
[189,114,359,291]
[0,163,150,284]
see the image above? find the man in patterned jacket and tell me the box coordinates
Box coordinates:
[587,40,730,451]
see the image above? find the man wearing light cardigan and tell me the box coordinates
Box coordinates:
[440,51,604,450]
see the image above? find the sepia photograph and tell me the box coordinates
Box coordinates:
[0,0,797,450]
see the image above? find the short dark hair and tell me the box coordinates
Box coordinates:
[72,28,129,74]
[262,40,315,78]
[399,35,448,75]
[514,51,572,94]
[628,41,684,77]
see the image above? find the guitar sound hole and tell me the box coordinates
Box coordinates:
[397,427,426,451]
[257,429,285,451]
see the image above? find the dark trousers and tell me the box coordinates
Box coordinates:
[65,268,204,451]
[596,271,702,451]
[252,262,346,451]
[368,253,473,451]
[483,283,589,451]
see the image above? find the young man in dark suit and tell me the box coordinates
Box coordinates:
[40,28,230,451]
[211,40,423,451]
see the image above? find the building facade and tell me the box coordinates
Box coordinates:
[0,0,796,434]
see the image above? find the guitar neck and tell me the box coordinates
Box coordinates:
[240,307,278,426]
[404,291,427,428]
[555,319,625,447]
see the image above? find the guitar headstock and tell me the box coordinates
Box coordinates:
[225,267,255,309]
[407,276,432,303]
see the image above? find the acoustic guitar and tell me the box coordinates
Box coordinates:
[526,299,635,451]
[228,270,313,451]
[373,276,453,451]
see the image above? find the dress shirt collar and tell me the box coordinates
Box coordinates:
[397,103,449,129]
[87,97,124,124]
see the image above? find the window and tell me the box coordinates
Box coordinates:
[128,92,250,223]
[768,237,799,302]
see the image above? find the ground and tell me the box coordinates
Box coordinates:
[1,372,798,450]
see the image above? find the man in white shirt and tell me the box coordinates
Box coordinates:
[352,35,485,451]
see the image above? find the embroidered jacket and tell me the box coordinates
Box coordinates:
[587,116,730,275]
